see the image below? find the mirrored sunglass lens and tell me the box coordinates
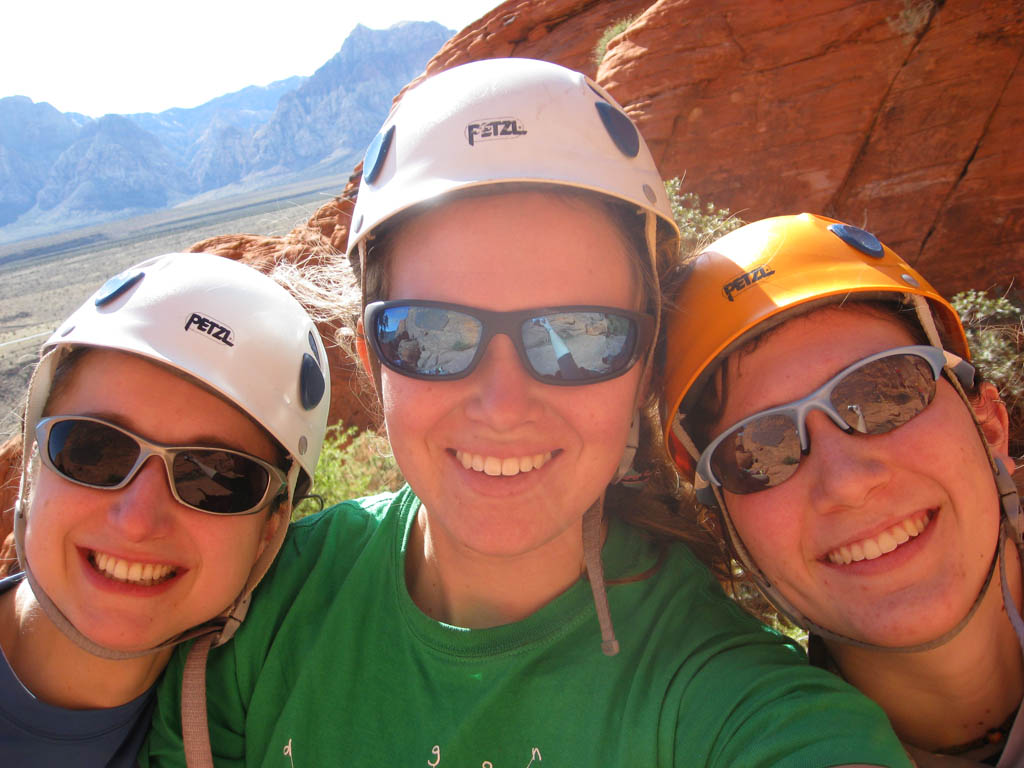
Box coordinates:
[522,311,637,381]
[374,305,482,377]
[48,420,140,486]
[831,355,936,435]
[712,414,802,494]
[171,451,270,513]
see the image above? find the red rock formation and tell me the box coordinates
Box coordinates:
[599,0,1023,297]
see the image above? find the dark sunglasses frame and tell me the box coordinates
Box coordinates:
[35,416,288,515]
[696,345,975,495]
[363,299,655,385]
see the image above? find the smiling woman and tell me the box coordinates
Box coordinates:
[1,252,330,767]
[662,213,1024,765]
[143,59,911,768]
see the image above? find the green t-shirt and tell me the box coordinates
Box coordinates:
[143,487,909,767]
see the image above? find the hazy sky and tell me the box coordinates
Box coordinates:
[3,0,505,117]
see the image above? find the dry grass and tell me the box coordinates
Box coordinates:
[0,181,342,439]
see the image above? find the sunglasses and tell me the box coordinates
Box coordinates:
[35,416,288,515]
[364,300,654,385]
[696,345,975,495]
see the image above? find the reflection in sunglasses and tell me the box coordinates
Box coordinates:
[700,348,952,495]
[367,300,652,385]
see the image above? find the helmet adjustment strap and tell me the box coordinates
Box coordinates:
[181,634,215,768]
[717,471,1003,653]
[582,493,619,656]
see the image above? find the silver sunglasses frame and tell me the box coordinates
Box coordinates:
[35,415,288,515]
[696,345,975,494]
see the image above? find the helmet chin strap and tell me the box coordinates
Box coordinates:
[581,209,663,658]
[711,481,1004,653]
[13,482,295,661]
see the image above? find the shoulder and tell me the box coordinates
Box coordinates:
[614,536,909,766]
[219,486,416,649]
[272,486,415,574]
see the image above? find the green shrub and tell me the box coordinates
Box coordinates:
[593,16,637,65]
[951,289,1024,456]
[294,425,404,520]
[664,177,745,255]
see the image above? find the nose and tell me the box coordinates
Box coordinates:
[106,456,176,541]
[803,409,892,511]
[463,334,543,430]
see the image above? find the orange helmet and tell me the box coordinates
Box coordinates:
[661,213,969,475]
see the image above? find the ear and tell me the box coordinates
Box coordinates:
[973,381,1011,458]
[256,507,286,560]
[356,318,373,377]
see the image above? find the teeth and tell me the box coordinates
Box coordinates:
[825,512,932,565]
[90,551,176,586]
[877,530,899,554]
[455,450,553,477]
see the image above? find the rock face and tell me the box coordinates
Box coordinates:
[597,0,1024,297]
[251,23,453,175]
[0,97,85,226]
[32,115,191,217]
[130,77,304,160]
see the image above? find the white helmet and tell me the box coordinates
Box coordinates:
[347,58,679,657]
[15,251,331,657]
[346,57,678,258]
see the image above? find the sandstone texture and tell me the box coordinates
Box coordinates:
[2,0,1022,559]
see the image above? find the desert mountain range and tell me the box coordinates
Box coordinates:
[0,22,452,239]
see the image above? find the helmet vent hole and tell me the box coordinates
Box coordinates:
[827,223,884,259]
[363,125,395,185]
[298,436,308,455]
[307,330,321,365]
[642,184,657,204]
[595,102,640,158]
[94,270,145,307]
[299,353,326,410]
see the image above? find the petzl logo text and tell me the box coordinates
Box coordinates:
[722,264,776,302]
[184,312,235,346]
[466,118,528,146]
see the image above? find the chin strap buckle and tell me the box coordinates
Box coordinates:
[995,457,1022,545]
[694,475,718,508]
